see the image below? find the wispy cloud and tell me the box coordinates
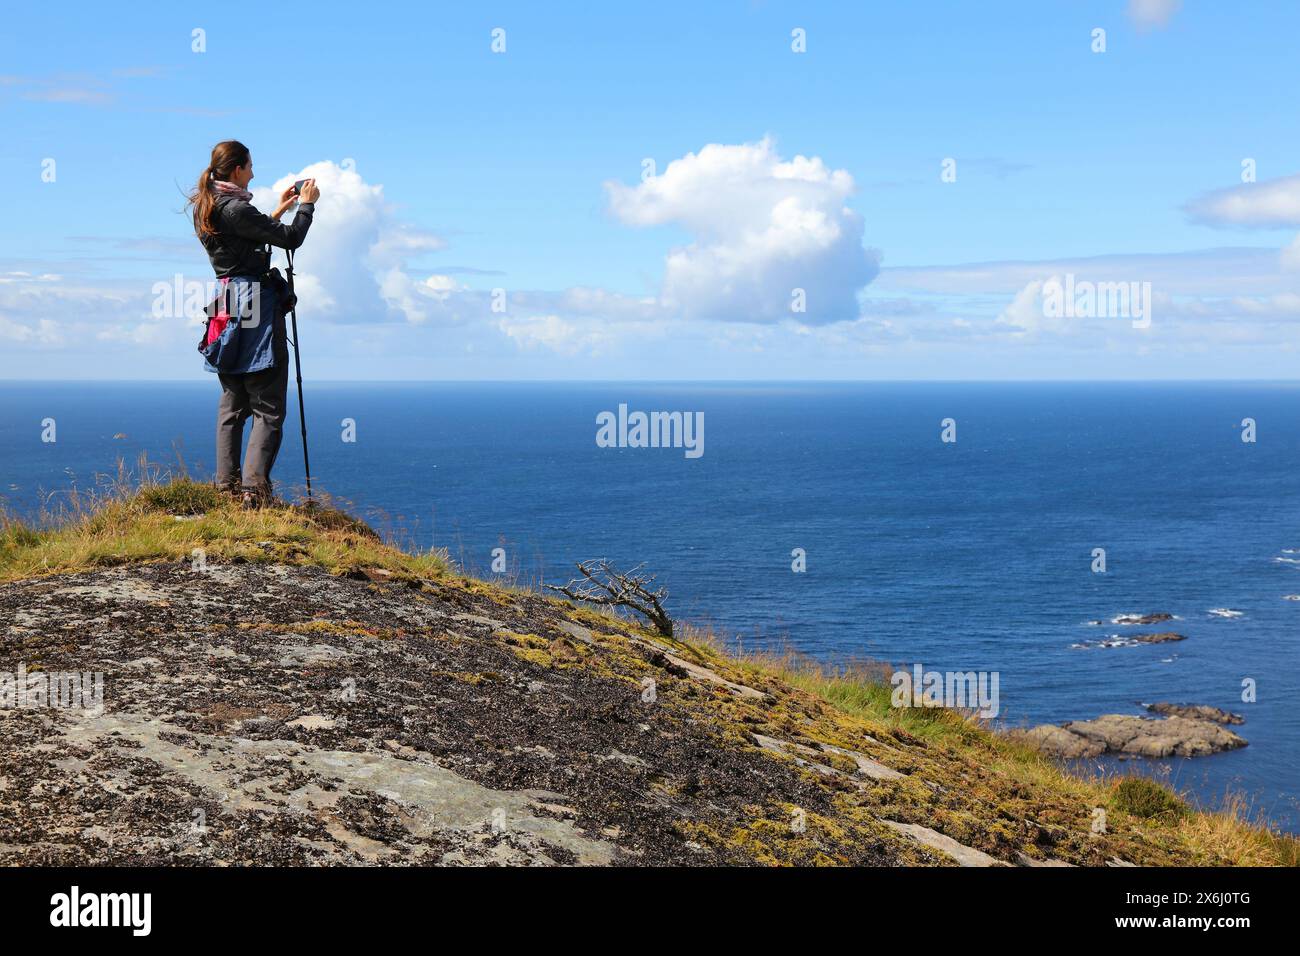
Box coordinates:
[1185,174,1300,229]
[110,66,163,78]
[0,67,219,113]
[877,247,1293,298]
[1127,0,1182,31]
[22,88,113,105]
[961,156,1032,180]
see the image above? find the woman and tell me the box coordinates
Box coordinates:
[187,140,320,507]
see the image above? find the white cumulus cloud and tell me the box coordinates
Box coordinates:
[1184,173,1300,275]
[250,161,448,325]
[605,137,878,325]
[995,278,1049,335]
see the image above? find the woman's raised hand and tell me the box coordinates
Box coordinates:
[298,179,320,203]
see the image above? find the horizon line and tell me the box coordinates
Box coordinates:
[5,377,1300,386]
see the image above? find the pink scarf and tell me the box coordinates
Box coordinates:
[210,179,252,202]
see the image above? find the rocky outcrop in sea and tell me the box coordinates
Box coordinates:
[1011,711,1248,759]
[1142,702,1244,725]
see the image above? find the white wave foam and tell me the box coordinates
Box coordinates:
[1207,608,1244,619]
[1110,613,1177,625]
[1072,635,1140,650]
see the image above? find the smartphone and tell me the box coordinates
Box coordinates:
[292,179,308,196]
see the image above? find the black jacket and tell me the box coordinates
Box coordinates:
[200,195,315,278]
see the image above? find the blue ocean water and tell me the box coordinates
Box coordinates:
[2,381,1298,833]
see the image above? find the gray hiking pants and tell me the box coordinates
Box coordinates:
[215,363,289,492]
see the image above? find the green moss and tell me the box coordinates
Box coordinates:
[507,646,551,667]
[494,630,547,648]
[243,619,402,640]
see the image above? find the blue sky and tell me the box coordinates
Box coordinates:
[3,0,1300,379]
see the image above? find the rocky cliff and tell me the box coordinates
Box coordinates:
[0,484,1291,866]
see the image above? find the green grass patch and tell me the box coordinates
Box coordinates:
[1111,776,1191,822]
[0,468,448,585]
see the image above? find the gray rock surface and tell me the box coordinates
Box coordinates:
[0,561,917,865]
[882,821,1008,867]
[1112,613,1174,625]
[1011,713,1247,759]
[0,556,1217,867]
[1130,632,1186,644]
[1143,702,1244,725]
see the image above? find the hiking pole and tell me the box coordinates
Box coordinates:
[284,248,313,504]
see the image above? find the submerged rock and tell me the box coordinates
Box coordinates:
[1111,613,1174,625]
[1072,631,1186,650]
[1133,632,1186,644]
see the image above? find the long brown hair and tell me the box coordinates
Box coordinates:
[187,140,250,238]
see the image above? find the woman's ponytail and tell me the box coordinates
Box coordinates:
[187,141,250,238]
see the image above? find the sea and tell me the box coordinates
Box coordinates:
[2,380,1297,833]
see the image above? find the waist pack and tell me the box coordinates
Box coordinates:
[197,267,294,372]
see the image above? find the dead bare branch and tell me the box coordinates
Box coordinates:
[544,558,674,637]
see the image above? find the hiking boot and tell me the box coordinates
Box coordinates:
[240,482,274,509]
